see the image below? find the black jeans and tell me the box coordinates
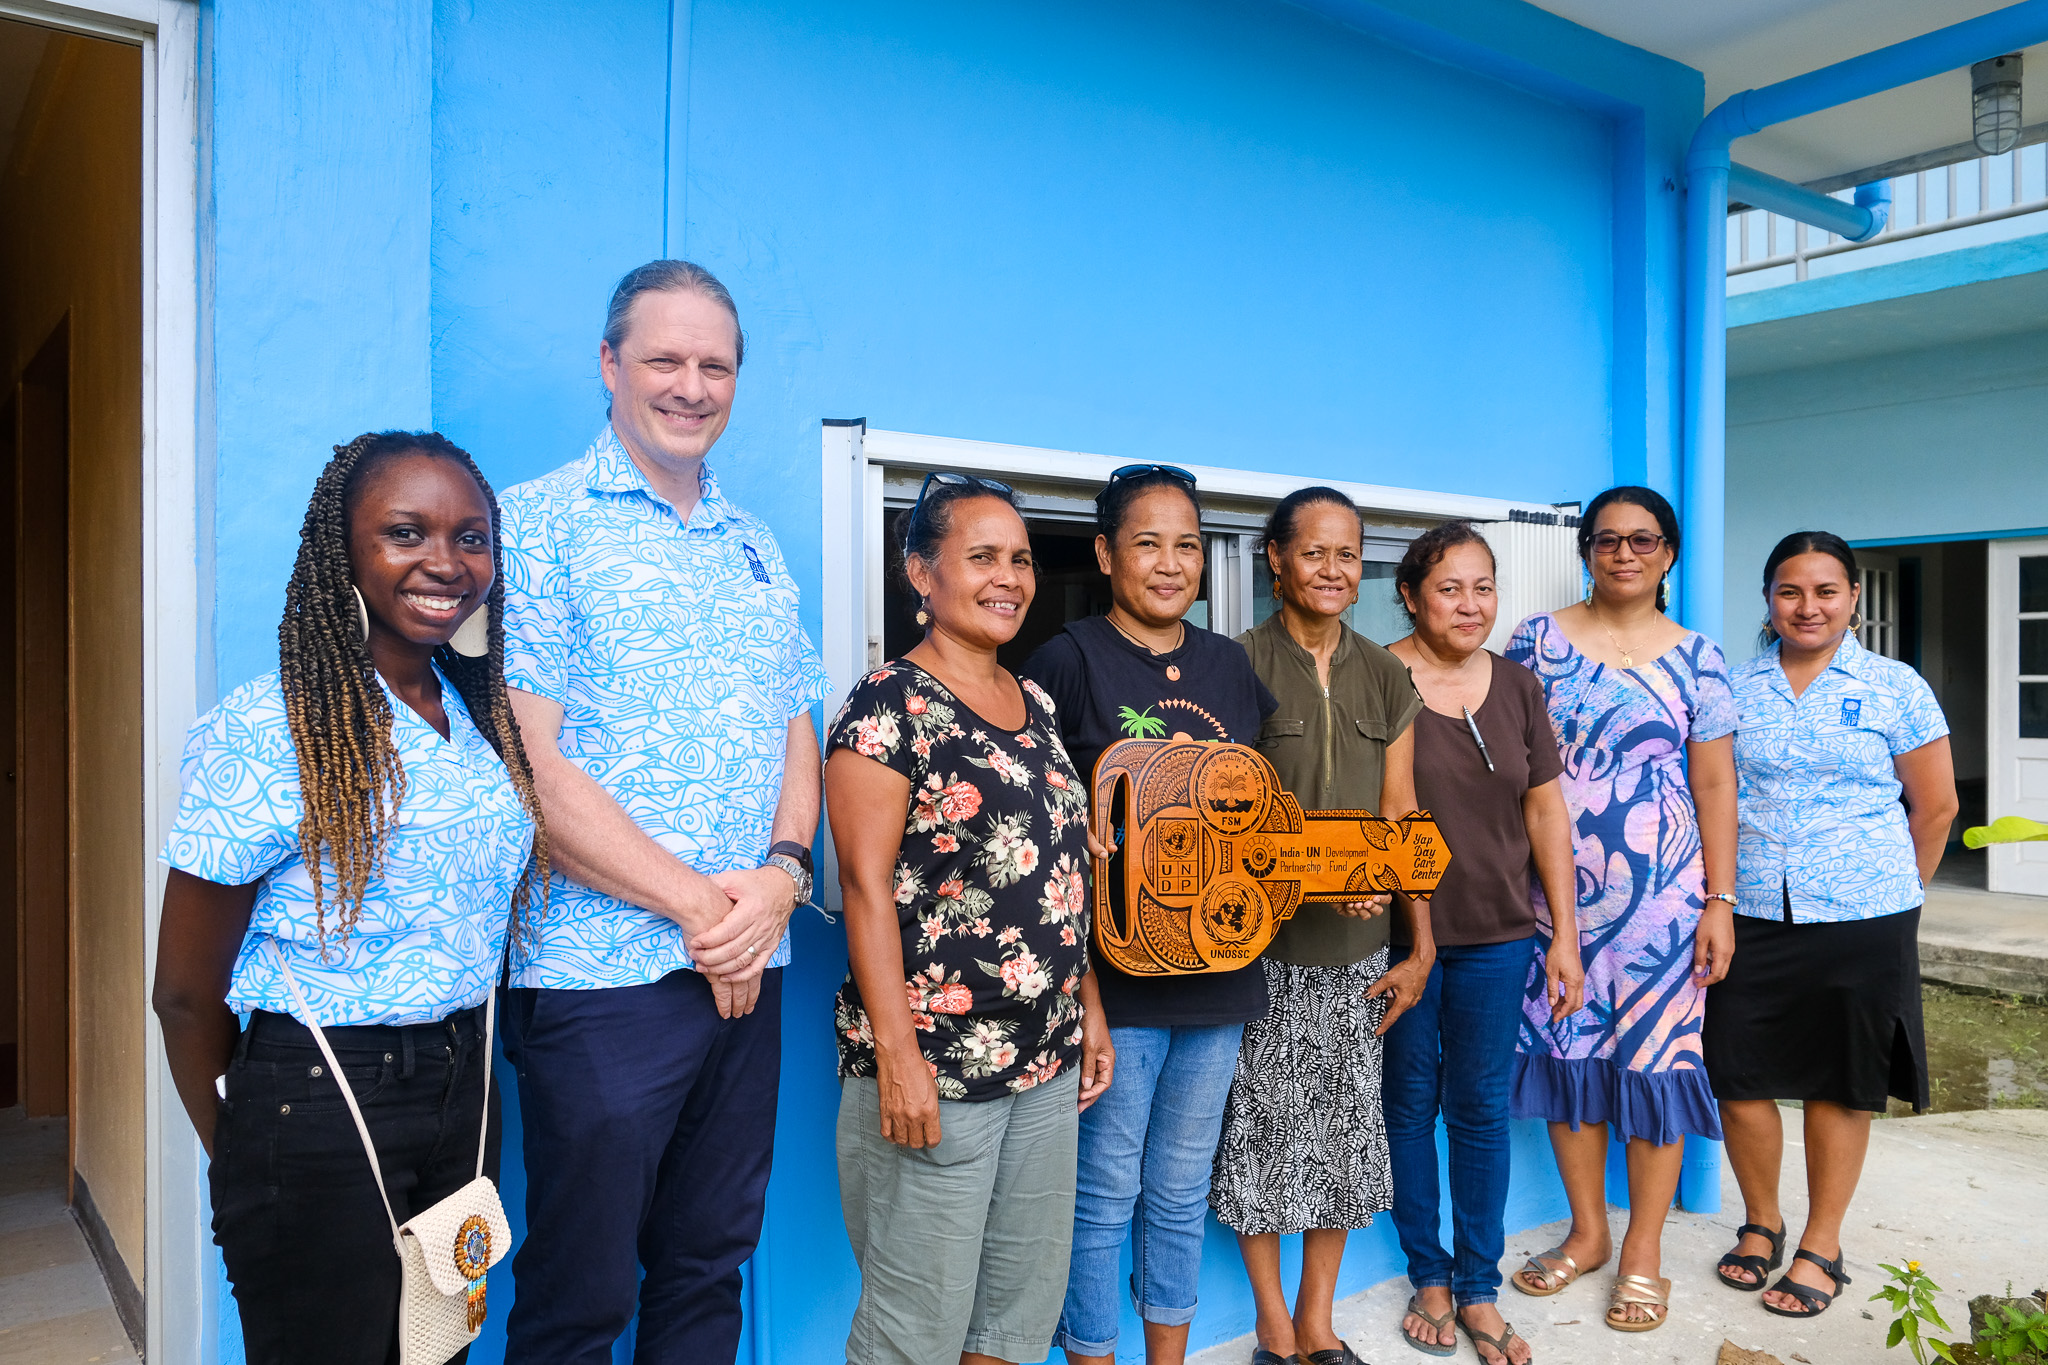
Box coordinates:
[210,1006,500,1365]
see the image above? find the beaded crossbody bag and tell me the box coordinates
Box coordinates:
[269,943,511,1364]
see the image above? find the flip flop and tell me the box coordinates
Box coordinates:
[1513,1244,1585,1297]
[1400,1295,1457,1357]
[1250,1350,1301,1365]
[1764,1249,1853,1319]
[1458,1310,1531,1363]
[1717,1222,1786,1291]
[1302,1346,1366,1365]
[1605,1274,1671,1333]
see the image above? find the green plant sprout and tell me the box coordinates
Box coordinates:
[1873,1261,1956,1364]
[1977,1296,2048,1364]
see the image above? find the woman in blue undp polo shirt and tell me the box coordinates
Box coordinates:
[152,432,547,1365]
[1705,531,1957,1324]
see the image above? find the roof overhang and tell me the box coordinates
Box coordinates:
[1532,0,2048,185]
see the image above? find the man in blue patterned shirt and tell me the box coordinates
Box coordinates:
[498,261,828,1364]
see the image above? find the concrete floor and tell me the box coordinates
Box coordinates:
[0,1108,138,1365]
[1193,1109,2048,1365]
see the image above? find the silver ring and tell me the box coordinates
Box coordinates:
[744,944,758,959]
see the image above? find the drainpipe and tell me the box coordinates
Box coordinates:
[1674,0,2048,1220]
[1727,165,1891,242]
[1679,0,2048,641]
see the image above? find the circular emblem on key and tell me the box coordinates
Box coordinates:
[1197,876,1266,948]
[1191,745,1269,836]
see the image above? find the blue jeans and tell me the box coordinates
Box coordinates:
[1053,1023,1244,1356]
[1382,939,1527,1307]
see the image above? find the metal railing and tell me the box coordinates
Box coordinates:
[1729,142,2048,278]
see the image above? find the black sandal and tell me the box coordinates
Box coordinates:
[1717,1222,1786,1291]
[1763,1248,1852,1318]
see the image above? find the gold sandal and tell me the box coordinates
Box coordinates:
[1514,1244,1583,1297]
[1605,1274,1671,1333]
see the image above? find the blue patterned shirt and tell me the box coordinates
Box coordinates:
[1731,634,1949,923]
[163,669,535,1027]
[500,426,830,989]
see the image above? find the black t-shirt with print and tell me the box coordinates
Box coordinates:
[1021,617,1278,1029]
[827,661,1094,1102]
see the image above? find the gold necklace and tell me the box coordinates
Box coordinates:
[1109,613,1187,679]
[1587,602,1645,668]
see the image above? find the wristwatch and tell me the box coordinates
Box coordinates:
[765,840,814,905]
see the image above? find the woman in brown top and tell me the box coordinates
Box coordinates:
[1209,487,1430,1365]
[1384,522,1582,1365]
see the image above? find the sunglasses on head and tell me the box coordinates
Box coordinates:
[910,470,1015,519]
[1106,462,1196,489]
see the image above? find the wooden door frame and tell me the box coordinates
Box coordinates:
[0,1,202,1359]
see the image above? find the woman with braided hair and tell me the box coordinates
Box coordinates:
[152,430,547,1364]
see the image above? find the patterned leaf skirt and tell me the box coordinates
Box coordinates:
[1209,951,1393,1236]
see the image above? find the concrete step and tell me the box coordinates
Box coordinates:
[1919,885,2048,1000]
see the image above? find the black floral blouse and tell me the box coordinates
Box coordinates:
[827,661,1093,1102]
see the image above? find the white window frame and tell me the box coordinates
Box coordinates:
[1,1,205,1359]
[818,422,1577,707]
[1858,552,1900,659]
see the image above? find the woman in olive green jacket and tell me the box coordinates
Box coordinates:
[1211,486,1430,1365]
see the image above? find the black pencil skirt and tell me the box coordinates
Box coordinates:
[1703,904,1929,1114]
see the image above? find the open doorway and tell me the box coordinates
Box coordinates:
[1,11,148,1349]
[1863,539,1994,888]
[5,318,70,1120]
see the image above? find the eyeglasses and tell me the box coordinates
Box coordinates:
[910,470,1014,520]
[1106,462,1196,489]
[1589,531,1668,557]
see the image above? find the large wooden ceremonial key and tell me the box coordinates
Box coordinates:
[1090,738,1452,976]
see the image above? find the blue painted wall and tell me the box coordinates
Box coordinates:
[201,1,1706,1360]
[1722,316,2048,664]
[207,0,434,692]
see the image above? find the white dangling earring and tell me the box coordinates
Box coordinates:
[450,602,490,658]
[351,585,371,643]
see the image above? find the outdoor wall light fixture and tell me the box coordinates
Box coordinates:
[1973,53,2023,155]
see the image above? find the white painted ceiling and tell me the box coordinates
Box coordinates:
[1533,0,2048,184]
[0,17,55,165]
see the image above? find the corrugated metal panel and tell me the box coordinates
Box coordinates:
[1483,514,1584,653]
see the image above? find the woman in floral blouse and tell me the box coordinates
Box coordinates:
[826,472,1114,1365]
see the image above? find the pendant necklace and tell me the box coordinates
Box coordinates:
[1587,603,1643,668]
[1111,613,1187,680]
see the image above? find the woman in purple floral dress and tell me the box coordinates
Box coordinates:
[1504,487,1738,1336]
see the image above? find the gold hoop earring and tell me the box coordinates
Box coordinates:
[351,585,371,643]
[1849,611,1864,631]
